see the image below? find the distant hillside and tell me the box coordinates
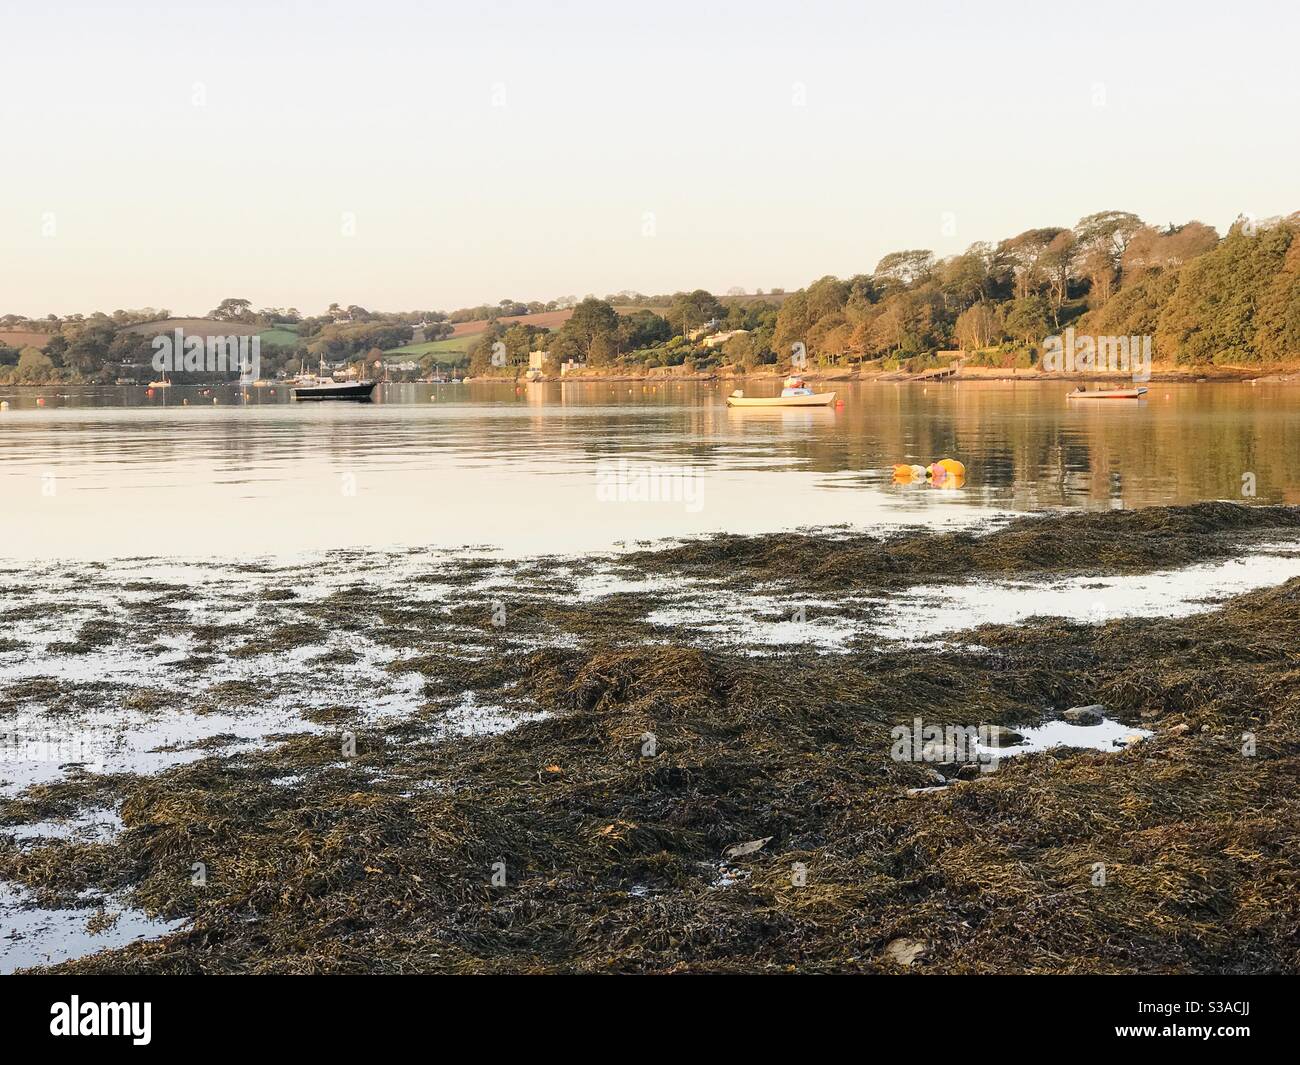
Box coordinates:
[440,301,776,340]
[447,308,574,338]
[384,335,475,359]
[257,324,301,348]
[0,329,56,349]
[119,317,264,338]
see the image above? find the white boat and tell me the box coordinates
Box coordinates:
[726,389,836,407]
[1066,387,1148,400]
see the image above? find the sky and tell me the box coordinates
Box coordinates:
[1,0,1296,317]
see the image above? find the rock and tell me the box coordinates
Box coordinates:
[982,724,1025,748]
[905,785,949,797]
[723,836,772,860]
[884,937,928,967]
[1112,733,1147,748]
[1063,704,1105,725]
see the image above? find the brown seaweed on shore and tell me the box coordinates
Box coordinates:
[3,502,1299,973]
[625,501,1300,590]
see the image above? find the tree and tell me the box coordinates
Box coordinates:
[1074,210,1143,303]
[210,298,254,322]
[723,332,758,371]
[874,250,934,290]
[1157,222,1294,365]
[1255,227,1300,361]
[587,332,617,366]
[804,276,850,320]
[16,346,53,382]
[1041,230,1077,309]
[108,330,154,371]
[1121,222,1219,278]
[865,290,936,356]
[772,290,813,354]
[502,324,545,363]
[1082,268,1181,339]
[62,324,115,375]
[1075,210,1143,259]
[666,289,723,335]
[1005,295,1052,346]
[955,303,1004,351]
[937,246,993,310]
[808,312,851,360]
[467,325,509,375]
[306,321,413,359]
[1081,244,1118,305]
[999,228,1067,300]
[559,298,618,359]
[617,310,671,351]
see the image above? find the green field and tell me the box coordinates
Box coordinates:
[383,336,475,357]
[258,325,301,348]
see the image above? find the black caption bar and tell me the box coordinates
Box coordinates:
[0,974,1287,1051]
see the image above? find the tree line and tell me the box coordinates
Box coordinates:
[464,210,1298,376]
[3,208,1296,383]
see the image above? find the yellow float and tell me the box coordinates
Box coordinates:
[892,458,966,488]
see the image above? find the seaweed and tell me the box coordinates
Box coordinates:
[2,502,1298,974]
[626,501,1300,591]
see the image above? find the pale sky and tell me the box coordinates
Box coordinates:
[1,0,1295,317]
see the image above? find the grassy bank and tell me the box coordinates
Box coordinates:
[3,503,1299,973]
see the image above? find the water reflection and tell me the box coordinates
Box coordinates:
[0,381,1296,560]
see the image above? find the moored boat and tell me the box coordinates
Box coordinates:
[727,373,837,407]
[290,358,377,402]
[291,377,377,401]
[726,390,837,407]
[1067,387,1148,400]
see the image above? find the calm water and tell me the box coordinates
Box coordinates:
[1,380,1297,560]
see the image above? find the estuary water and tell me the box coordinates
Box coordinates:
[1,379,1297,561]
